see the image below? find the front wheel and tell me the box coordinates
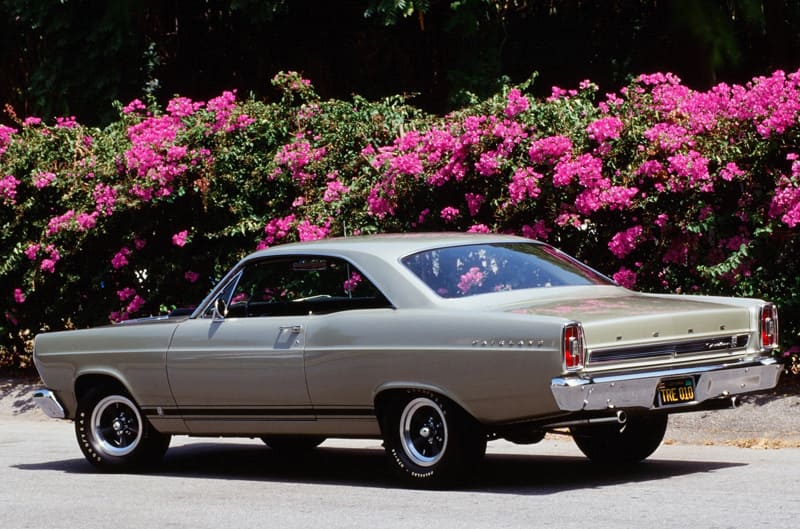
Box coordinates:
[381,391,486,488]
[75,386,171,471]
[570,414,668,464]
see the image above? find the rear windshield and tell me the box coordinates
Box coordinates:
[401,243,611,298]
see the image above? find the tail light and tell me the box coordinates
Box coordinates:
[563,323,586,371]
[759,304,779,350]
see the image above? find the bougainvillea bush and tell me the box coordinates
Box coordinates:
[3,69,800,373]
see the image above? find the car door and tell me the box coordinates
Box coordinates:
[166,257,317,434]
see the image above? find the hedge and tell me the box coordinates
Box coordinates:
[2,69,800,374]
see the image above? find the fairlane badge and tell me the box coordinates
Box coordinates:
[472,338,544,347]
[705,336,743,351]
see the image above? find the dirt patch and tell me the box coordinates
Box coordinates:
[0,377,46,419]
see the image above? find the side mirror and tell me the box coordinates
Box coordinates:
[212,298,228,321]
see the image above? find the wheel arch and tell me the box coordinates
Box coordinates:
[373,382,480,427]
[74,372,133,405]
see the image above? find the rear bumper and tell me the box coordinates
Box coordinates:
[550,357,782,412]
[32,389,66,419]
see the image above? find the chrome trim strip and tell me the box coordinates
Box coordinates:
[32,389,66,419]
[588,334,750,364]
[551,357,781,412]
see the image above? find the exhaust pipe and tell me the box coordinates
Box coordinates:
[545,410,627,429]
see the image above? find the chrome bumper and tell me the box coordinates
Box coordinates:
[551,357,782,412]
[32,389,66,419]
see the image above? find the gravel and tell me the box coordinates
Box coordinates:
[4,376,799,447]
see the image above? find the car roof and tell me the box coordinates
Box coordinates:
[190,233,544,316]
[250,232,533,260]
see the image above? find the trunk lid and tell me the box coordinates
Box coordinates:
[510,292,754,367]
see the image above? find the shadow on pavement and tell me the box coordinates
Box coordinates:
[13,441,745,494]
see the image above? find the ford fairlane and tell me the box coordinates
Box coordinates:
[32,233,782,486]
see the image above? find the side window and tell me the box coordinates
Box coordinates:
[218,255,390,318]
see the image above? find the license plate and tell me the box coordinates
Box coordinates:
[656,377,696,406]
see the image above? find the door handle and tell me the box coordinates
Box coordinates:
[280,325,303,334]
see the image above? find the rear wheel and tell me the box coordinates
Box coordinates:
[75,386,170,471]
[570,414,668,464]
[381,391,486,488]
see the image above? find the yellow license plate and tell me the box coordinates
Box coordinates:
[656,377,696,406]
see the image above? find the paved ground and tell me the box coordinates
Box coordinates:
[3,375,800,446]
[3,416,800,529]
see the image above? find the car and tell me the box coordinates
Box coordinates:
[32,232,782,486]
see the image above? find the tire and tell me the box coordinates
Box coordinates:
[381,391,486,488]
[261,436,326,452]
[75,386,171,471]
[570,414,668,464]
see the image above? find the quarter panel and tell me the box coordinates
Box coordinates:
[303,309,566,424]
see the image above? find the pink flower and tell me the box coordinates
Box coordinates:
[297,219,330,241]
[117,287,136,301]
[24,244,40,261]
[440,206,460,223]
[464,193,484,217]
[467,224,491,233]
[259,214,296,248]
[13,288,25,304]
[417,208,430,225]
[508,167,542,204]
[40,259,56,273]
[172,230,189,247]
[0,175,20,205]
[528,136,572,164]
[637,160,664,177]
[612,267,637,289]
[166,96,204,118]
[323,178,349,203]
[343,272,362,293]
[55,116,77,129]
[126,295,146,314]
[643,123,691,152]
[608,225,644,258]
[586,116,624,143]
[457,267,485,294]
[111,247,131,269]
[207,90,247,132]
[522,221,551,241]
[367,188,395,219]
[184,271,200,283]
[274,136,326,184]
[504,88,529,117]
[719,162,745,181]
[122,99,146,114]
[553,153,603,188]
[75,212,98,231]
[92,183,117,215]
[46,210,75,236]
[33,171,56,189]
[0,125,16,157]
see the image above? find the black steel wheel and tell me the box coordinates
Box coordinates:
[75,386,170,471]
[570,414,668,464]
[381,391,486,488]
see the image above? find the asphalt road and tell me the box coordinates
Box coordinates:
[2,416,798,529]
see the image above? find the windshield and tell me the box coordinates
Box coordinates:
[401,243,611,298]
